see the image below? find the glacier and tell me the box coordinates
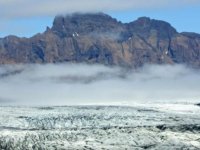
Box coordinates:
[0,103,200,150]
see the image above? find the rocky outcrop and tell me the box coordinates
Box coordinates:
[0,13,200,68]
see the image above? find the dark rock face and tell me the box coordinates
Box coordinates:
[0,13,200,68]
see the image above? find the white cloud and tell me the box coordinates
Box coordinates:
[0,0,200,19]
[0,63,200,106]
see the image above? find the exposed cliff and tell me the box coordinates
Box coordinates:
[0,13,200,68]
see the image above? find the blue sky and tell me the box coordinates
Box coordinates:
[0,0,200,38]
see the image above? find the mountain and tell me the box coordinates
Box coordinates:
[0,13,200,68]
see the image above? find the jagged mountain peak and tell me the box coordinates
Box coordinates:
[51,13,123,37]
[133,16,176,30]
[135,16,151,23]
[127,16,177,38]
[0,13,200,67]
[51,13,178,39]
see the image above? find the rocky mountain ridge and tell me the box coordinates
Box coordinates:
[0,13,200,68]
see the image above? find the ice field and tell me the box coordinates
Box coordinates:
[0,103,200,149]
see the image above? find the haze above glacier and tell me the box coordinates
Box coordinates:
[0,63,199,106]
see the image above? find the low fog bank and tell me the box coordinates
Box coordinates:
[0,63,200,106]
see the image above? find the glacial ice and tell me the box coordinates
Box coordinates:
[0,103,200,149]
